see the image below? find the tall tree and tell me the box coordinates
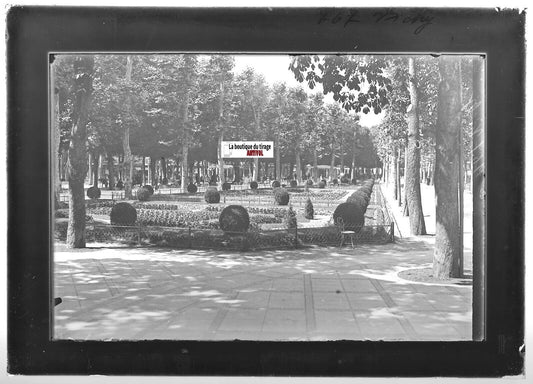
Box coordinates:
[122,55,134,199]
[433,56,462,279]
[66,56,94,248]
[264,82,289,181]
[179,55,199,190]
[405,57,427,235]
[50,58,61,206]
[205,56,234,186]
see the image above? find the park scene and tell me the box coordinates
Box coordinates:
[52,54,482,341]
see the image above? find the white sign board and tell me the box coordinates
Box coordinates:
[221,141,274,159]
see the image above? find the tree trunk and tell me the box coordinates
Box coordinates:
[218,81,225,186]
[123,55,134,199]
[148,156,154,185]
[253,158,259,182]
[433,56,462,279]
[329,143,335,182]
[313,148,318,182]
[392,150,398,200]
[295,148,302,183]
[141,157,146,185]
[51,63,61,206]
[396,148,402,206]
[472,55,486,340]
[66,56,94,248]
[88,152,93,186]
[403,143,409,217]
[92,151,99,188]
[161,157,167,183]
[107,153,115,189]
[405,57,427,234]
[275,135,281,180]
[351,136,357,180]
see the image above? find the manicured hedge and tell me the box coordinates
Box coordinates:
[332,202,365,232]
[143,185,155,195]
[219,205,250,232]
[110,202,137,226]
[204,187,221,203]
[274,188,290,205]
[87,186,101,199]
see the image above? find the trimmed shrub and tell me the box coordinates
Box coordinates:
[340,176,349,184]
[332,178,339,185]
[272,180,281,188]
[204,187,221,204]
[162,177,168,185]
[305,198,314,219]
[290,180,298,188]
[250,181,258,190]
[306,179,314,186]
[116,180,124,189]
[222,182,231,191]
[284,206,297,229]
[187,183,198,194]
[351,179,357,185]
[110,202,137,226]
[332,202,365,232]
[136,186,151,202]
[87,186,101,200]
[318,180,326,189]
[143,185,154,195]
[209,181,217,186]
[274,188,290,206]
[347,192,369,210]
[219,205,250,232]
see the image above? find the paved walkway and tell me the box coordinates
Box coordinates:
[54,239,472,341]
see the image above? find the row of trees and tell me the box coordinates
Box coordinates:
[290,54,481,279]
[53,55,380,192]
[52,54,379,248]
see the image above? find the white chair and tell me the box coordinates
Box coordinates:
[337,217,356,248]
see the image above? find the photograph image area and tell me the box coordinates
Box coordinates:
[52,53,481,342]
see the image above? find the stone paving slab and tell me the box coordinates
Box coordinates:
[54,241,473,341]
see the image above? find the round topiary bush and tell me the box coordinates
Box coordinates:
[305,197,314,220]
[116,180,124,189]
[306,179,314,186]
[272,180,281,188]
[250,181,258,190]
[204,187,221,203]
[187,183,198,194]
[87,186,101,200]
[143,185,154,195]
[318,180,326,189]
[274,188,290,206]
[290,180,298,188]
[340,176,349,184]
[222,182,231,191]
[219,205,250,233]
[161,177,168,185]
[136,186,151,202]
[332,202,365,232]
[332,178,339,185]
[110,202,137,226]
[351,179,357,185]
